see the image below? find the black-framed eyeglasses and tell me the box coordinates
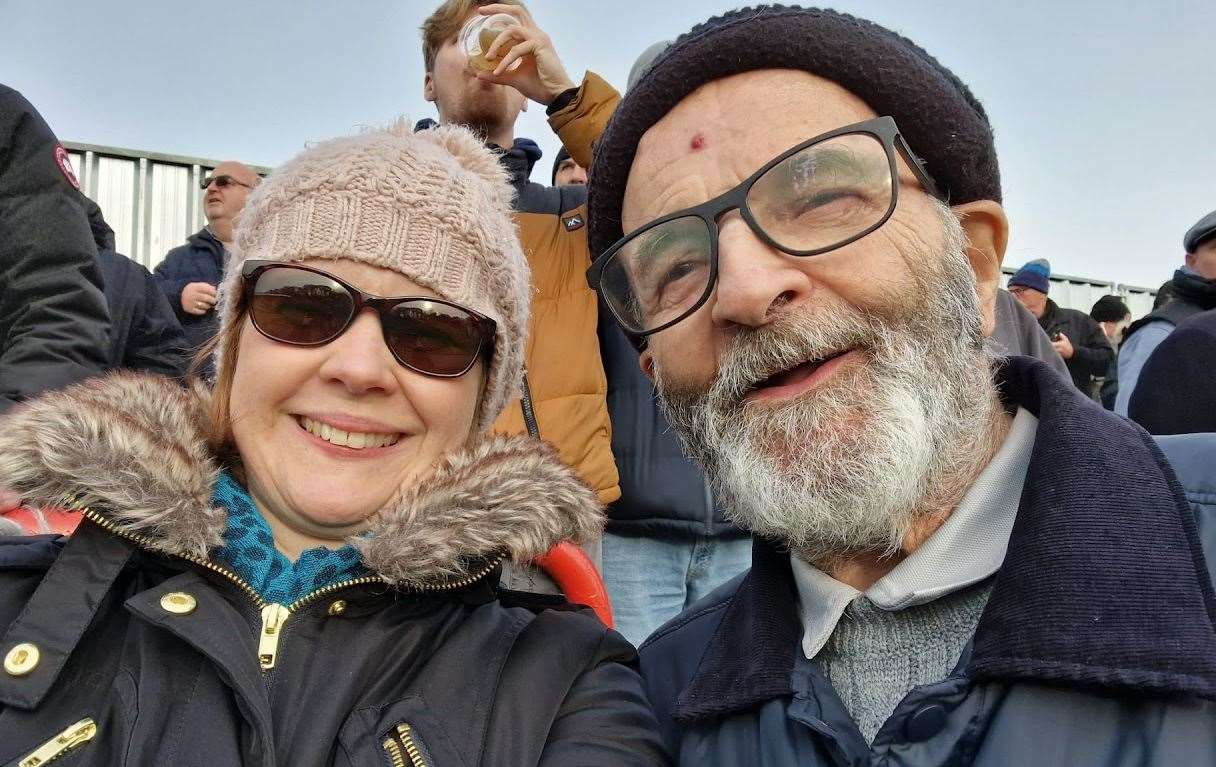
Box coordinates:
[240,260,496,378]
[200,174,253,191]
[586,116,945,338]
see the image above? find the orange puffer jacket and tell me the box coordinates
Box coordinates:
[491,72,622,505]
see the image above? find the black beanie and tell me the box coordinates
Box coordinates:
[1090,295,1130,323]
[587,5,1001,258]
[551,146,572,185]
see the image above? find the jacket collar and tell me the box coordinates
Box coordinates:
[674,356,1216,723]
[1171,267,1216,311]
[0,372,603,591]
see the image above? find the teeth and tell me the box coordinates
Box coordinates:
[299,416,400,450]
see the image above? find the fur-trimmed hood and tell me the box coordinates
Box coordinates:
[0,372,603,590]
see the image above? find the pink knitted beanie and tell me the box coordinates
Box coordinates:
[213,123,530,434]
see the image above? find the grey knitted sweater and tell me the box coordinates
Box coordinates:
[814,579,994,743]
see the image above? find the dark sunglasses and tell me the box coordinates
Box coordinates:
[586,116,945,339]
[200,174,253,191]
[240,261,496,378]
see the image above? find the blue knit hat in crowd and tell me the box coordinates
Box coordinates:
[1008,259,1052,294]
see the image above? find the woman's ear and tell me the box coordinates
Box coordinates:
[951,200,1008,338]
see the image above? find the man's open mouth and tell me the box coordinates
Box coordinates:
[746,348,854,397]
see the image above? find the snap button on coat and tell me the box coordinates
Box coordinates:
[4,642,40,676]
[160,592,197,615]
[904,703,948,742]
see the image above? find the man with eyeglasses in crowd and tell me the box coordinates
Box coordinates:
[154,161,259,366]
[584,6,1216,764]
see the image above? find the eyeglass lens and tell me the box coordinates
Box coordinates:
[602,132,893,334]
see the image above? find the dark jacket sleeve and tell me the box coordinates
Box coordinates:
[153,248,196,323]
[1069,314,1115,379]
[0,87,110,410]
[488,610,668,766]
[539,630,670,766]
[123,263,188,377]
[1128,315,1216,435]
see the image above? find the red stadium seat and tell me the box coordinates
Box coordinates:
[2,506,82,536]
[534,541,614,628]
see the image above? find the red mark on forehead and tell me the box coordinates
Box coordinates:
[689,133,706,151]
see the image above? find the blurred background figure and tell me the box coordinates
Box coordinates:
[84,198,187,377]
[1008,259,1113,394]
[0,84,110,411]
[1116,209,1216,415]
[1089,294,1131,408]
[989,288,1069,378]
[551,146,587,185]
[1128,308,1216,434]
[154,160,259,369]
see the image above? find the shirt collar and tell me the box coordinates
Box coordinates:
[791,407,1039,660]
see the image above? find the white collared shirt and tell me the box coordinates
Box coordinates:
[791,407,1039,660]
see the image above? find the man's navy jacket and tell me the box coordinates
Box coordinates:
[639,356,1216,766]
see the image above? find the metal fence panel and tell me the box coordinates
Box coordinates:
[1001,269,1156,320]
[149,163,192,266]
[63,141,268,271]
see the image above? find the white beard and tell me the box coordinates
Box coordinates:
[654,204,999,563]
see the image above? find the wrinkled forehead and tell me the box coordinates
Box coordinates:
[621,69,879,229]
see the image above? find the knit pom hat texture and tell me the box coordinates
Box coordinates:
[587,4,1001,258]
[214,123,531,435]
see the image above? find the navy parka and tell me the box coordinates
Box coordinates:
[639,356,1216,766]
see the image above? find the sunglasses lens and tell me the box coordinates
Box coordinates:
[249,268,354,345]
[384,300,487,376]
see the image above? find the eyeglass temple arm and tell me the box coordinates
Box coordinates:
[894,134,948,203]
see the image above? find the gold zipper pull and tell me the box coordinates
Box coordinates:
[20,717,97,767]
[257,603,290,670]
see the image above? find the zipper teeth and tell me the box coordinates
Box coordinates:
[71,500,503,610]
[79,506,268,609]
[383,737,407,767]
[398,723,428,767]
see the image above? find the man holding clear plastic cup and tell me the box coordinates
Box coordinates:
[419,1,622,591]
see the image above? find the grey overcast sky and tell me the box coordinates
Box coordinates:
[3,1,1213,288]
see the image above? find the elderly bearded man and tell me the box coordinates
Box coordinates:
[584,6,1216,765]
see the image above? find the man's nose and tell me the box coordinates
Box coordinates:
[710,213,812,329]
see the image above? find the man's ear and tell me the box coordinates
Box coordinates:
[638,349,656,382]
[952,199,1008,339]
[423,71,436,103]
[1185,251,1196,271]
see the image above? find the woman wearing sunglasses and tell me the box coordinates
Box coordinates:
[0,125,665,765]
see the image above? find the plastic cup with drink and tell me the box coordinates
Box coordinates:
[459,13,523,73]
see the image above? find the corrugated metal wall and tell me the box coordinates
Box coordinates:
[64,142,269,271]
[62,141,1157,318]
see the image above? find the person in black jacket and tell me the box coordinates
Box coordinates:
[1007,259,1114,392]
[82,198,187,377]
[584,6,1216,764]
[1128,308,1216,434]
[1115,209,1216,415]
[153,160,258,366]
[0,124,664,766]
[0,84,110,411]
